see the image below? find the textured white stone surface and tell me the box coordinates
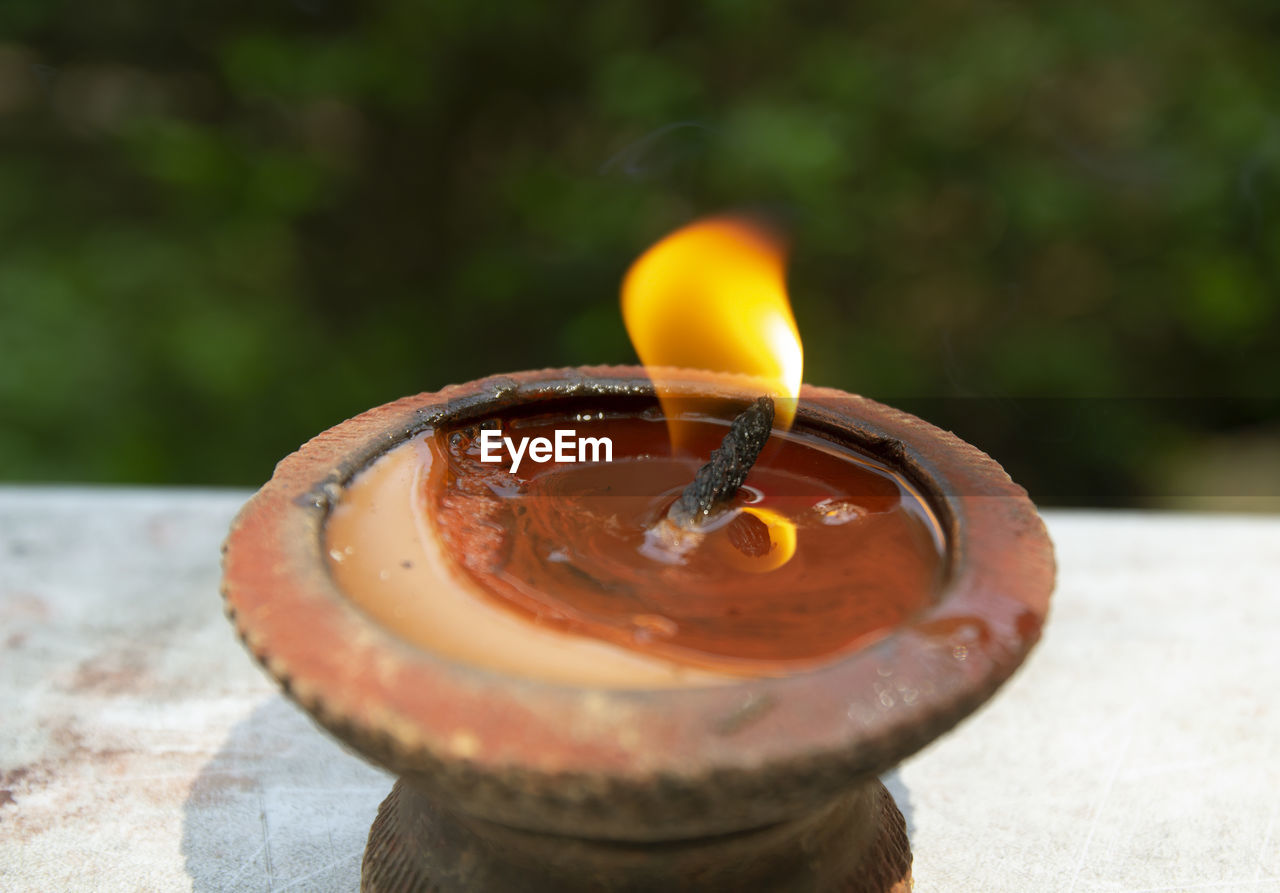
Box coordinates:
[0,488,1277,891]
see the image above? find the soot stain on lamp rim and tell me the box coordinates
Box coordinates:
[294,369,961,588]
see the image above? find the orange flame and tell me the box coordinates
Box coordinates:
[623,215,803,570]
[621,215,803,443]
[718,506,799,573]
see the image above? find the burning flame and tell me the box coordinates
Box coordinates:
[622,215,803,438]
[624,215,804,571]
[719,506,798,573]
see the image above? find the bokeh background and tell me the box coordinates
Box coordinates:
[2,1,1277,508]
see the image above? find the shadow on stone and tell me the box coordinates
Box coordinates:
[180,695,391,892]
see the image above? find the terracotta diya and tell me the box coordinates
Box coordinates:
[224,217,1053,890]
[221,363,1054,892]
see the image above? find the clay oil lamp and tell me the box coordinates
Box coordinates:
[222,217,1054,892]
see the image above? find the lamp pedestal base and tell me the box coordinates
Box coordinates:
[361,777,912,893]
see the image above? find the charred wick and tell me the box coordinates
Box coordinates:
[668,396,775,528]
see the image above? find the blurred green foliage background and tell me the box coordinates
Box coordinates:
[1,1,1277,507]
